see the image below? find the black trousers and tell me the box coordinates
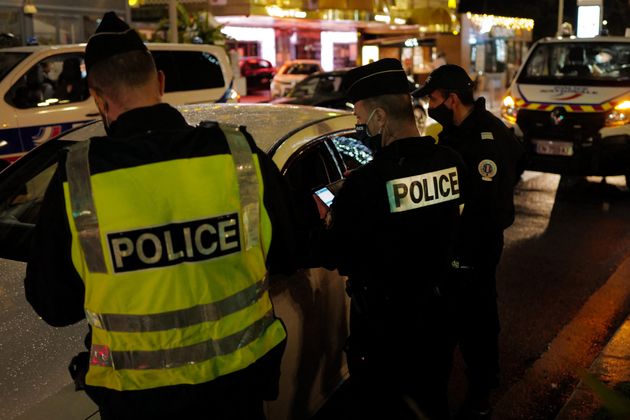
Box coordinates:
[345,294,455,420]
[455,231,504,399]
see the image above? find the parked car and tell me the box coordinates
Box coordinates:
[239,56,276,90]
[270,69,350,109]
[270,59,323,98]
[0,103,373,420]
[0,43,237,165]
[500,36,630,186]
[271,69,434,137]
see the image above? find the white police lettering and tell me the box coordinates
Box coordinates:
[386,167,460,213]
[107,213,241,273]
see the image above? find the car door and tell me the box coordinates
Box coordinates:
[265,137,352,420]
[6,51,96,154]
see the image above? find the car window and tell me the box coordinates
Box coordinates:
[289,76,319,98]
[0,52,29,83]
[0,162,57,224]
[331,135,373,172]
[6,53,88,109]
[286,63,320,75]
[283,140,342,228]
[153,50,225,92]
[315,76,340,94]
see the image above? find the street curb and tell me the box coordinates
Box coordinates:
[555,316,630,418]
[492,256,630,419]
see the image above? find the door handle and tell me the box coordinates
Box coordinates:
[85,113,100,117]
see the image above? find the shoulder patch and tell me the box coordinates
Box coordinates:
[481,132,494,140]
[478,159,497,181]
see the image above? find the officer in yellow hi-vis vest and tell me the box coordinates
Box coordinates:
[24,12,295,420]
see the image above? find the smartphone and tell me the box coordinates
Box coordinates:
[313,186,335,208]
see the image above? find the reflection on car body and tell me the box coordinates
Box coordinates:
[0,103,372,420]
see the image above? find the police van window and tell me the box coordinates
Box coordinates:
[153,51,225,92]
[519,42,630,86]
[6,54,88,109]
[0,52,29,83]
[331,135,373,172]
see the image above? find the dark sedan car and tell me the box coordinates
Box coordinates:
[270,69,349,109]
[271,69,432,135]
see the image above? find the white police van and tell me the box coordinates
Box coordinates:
[0,43,236,164]
[501,36,630,185]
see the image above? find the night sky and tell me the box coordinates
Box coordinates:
[457,0,630,40]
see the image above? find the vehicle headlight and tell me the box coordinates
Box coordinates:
[605,100,630,127]
[501,95,518,124]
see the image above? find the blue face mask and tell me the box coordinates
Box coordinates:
[355,109,382,153]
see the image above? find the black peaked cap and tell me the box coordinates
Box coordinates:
[412,64,474,98]
[85,11,147,73]
[342,58,411,103]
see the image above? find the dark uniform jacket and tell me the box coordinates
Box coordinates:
[328,136,466,320]
[23,103,296,416]
[439,97,525,266]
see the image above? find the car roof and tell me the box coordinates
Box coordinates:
[282,59,321,66]
[59,103,351,153]
[0,43,226,53]
[537,36,630,44]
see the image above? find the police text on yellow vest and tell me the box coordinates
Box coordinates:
[386,167,460,213]
[107,213,240,273]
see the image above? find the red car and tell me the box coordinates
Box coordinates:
[239,57,276,90]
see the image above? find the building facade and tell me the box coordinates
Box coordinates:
[0,0,127,46]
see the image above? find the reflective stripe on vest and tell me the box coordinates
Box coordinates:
[223,125,260,251]
[66,140,107,273]
[85,277,268,332]
[90,310,275,370]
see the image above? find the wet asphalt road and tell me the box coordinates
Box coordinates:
[314,172,630,419]
[2,172,630,419]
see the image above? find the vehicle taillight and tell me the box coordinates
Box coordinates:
[501,95,519,124]
[605,100,630,127]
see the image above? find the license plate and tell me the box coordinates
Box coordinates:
[533,140,574,156]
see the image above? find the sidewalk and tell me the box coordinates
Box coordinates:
[555,314,630,419]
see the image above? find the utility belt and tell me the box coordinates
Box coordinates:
[345,276,446,317]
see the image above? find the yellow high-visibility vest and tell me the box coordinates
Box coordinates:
[63,125,286,391]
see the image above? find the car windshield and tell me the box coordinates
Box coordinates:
[286,63,320,75]
[0,52,29,82]
[518,42,630,86]
[288,76,319,97]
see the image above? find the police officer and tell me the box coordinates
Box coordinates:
[320,58,467,419]
[413,64,525,419]
[24,12,294,420]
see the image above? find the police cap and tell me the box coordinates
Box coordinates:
[342,58,411,104]
[85,12,148,73]
[412,64,474,98]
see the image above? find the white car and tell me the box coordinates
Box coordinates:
[0,43,236,164]
[0,103,373,420]
[270,59,323,98]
